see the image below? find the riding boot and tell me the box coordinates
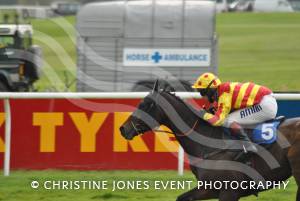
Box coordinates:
[230,122,258,154]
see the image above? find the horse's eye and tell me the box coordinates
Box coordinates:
[139,102,146,109]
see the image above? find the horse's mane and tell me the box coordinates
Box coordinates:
[160,91,233,152]
[160,91,211,127]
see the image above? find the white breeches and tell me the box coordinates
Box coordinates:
[224,94,278,127]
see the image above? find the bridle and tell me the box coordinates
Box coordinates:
[131,121,140,134]
[131,118,199,138]
[153,119,199,137]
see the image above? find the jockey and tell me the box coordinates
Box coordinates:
[192,72,278,153]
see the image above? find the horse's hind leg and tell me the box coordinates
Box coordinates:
[176,187,215,201]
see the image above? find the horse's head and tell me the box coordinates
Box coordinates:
[120,80,165,140]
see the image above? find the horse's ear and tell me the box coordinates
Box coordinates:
[152,79,159,93]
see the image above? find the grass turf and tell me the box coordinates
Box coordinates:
[30,12,300,92]
[0,170,297,201]
[217,13,300,91]
[31,16,76,91]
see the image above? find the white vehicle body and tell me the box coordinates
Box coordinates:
[254,0,294,12]
[76,0,218,92]
[0,24,33,36]
[215,0,229,12]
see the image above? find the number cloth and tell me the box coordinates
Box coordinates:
[252,121,280,144]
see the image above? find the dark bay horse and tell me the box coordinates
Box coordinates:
[119,81,300,201]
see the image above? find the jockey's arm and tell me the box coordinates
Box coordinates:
[199,92,232,126]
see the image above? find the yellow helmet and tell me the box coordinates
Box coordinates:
[192,72,221,89]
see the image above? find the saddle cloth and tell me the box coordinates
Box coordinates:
[250,116,285,144]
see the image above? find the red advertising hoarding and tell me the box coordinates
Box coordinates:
[0,98,205,170]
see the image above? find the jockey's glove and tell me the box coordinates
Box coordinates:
[207,106,216,114]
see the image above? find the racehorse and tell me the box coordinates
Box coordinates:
[119,80,300,201]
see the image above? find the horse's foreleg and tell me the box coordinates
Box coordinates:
[176,187,215,201]
[219,191,240,201]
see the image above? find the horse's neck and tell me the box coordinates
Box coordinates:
[165,116,218,158]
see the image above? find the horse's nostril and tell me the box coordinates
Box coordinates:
[120,126,126,136]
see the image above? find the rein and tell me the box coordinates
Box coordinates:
[153,119,199,137]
